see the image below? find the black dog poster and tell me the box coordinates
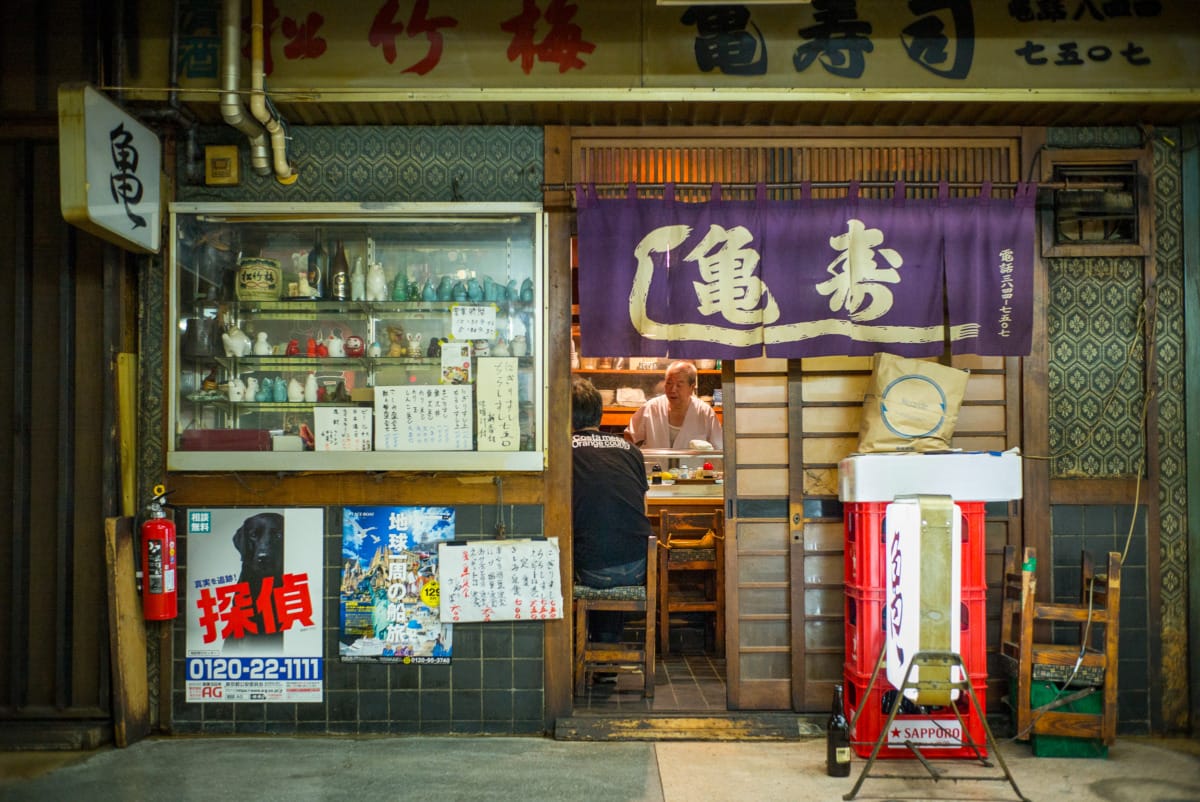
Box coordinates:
[184,507,324,703]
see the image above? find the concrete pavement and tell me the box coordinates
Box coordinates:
[1,735,1198,801]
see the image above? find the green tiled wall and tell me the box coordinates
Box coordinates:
[1046,126,1188,732]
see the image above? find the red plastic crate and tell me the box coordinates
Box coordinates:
[844,665,989,760]
[844,587,988,677]
[844,586,886,675]
[958,501,987,592]
[843,502,887,590]
[843,500,988,594]
[958,589,987,675]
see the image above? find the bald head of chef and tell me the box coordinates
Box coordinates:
[624,360,723,450]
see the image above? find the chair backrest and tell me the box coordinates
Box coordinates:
[999,545,1037,665]
[659,508,723,550]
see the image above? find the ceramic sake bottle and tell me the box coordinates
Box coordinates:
[350,256,367,302]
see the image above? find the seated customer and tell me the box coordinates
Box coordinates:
[571,377,654,645]
[624,360,723,450]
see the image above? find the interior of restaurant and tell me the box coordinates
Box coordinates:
[571,272,728,714]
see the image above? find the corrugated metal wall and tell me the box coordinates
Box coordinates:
[0,0,121,747]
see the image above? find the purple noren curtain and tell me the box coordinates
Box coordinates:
[576,182,1036,359]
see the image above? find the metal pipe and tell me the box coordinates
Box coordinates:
[137,0,202,185]
[249,0,298,184]
[220,0,271,176]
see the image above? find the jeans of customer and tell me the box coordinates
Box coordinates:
[576,558,646,643]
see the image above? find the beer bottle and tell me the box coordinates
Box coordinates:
[826,683,852,777]
[307,229,327,299]
[330,239,350,301]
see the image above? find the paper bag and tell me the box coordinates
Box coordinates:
[857,353,969,453]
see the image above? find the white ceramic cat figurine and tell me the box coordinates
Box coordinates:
[244,376,259,400]
[222,323,252,357]
[365,262,388,302]
[227,377,246,402]
[287,377,304,402]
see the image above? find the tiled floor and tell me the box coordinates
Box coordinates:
[573,652,727,714]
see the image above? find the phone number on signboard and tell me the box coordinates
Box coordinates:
[186,657,323,681]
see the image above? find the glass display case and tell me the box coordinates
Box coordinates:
[168,203,546,472]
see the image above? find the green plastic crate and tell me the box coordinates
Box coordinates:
[1028,681,1108,758]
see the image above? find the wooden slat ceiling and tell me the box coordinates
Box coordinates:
[173,97,1199,129]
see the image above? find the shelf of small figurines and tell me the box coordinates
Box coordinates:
[207,326,533,363]
[208,354,536,372]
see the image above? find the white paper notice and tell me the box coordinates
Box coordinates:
[475,358,519,451]
[438,538,563,623]
[313,406,372,451]
[374,385,474,451]
[450,304,496,341]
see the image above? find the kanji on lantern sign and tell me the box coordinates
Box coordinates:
[501,0,595,75]
[369,0,459,75]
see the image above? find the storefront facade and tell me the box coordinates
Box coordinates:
[1,1,1198,746]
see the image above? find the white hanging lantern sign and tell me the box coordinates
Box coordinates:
[885,496,963,701]
[58,83,161,254]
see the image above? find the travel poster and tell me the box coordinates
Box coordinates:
[339,506,455,664]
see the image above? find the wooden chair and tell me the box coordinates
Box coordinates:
[1000,545,1121,745]
[572,535,657,697]
[657,509,724,657]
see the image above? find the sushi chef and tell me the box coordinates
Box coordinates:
[624,360,723,451]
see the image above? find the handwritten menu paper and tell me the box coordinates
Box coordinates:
[374,385,473,451]
[451,304,496,341]
[314,406,372,451]
[475,358,519,451]
[438,538,562,623]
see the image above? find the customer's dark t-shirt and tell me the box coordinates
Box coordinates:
[571,429,653,574]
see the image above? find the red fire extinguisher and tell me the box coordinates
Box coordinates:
[141,484,177,620]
